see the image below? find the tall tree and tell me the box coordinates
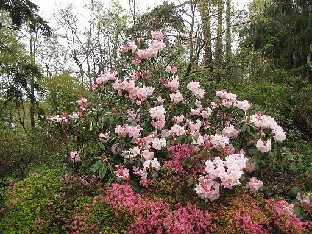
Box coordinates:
[245,0,312,81]
[55,0,129,89]
[225,0,232,79]
[215,0,223,84]
[198,0,213,71]
[0,0,50,128]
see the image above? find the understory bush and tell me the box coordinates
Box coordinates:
[1,171,311,233]
[0,126,69,179]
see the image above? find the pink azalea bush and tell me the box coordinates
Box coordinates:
[101,183,216,234]
[1,168,311,233]
[219,191,311,234]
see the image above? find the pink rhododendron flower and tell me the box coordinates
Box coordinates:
[165,76,180,91]
[202,154,248,192]
[250,113,277,129]
[201,108,212,118]
[70,112,79,119]
[187,82,205,99]
[143,158,161,171]
[151,40,165,50]
[194,176,220,202]
[151,138,166,150]
[210,134,230,149]
[114,164,130,180]
[216,90,227,98]
[149,105,166,119]
[122,146,141,160]
[121,41,137,53]
[190,108,201,115]
[132,57,141,65]
[297,192,312,208]
[235,100,251,112]
[165,65,177,74]
[169,91,184,104]
[256,139,272,153]
[99,132,110,142]
[187,119,202,132]
[70,151,80,163]
[170,124,186,136]
[141,149,155,160]
[248,177,264,191]
[76,96,87,106]
[220,169,244,189]
[173,115,185,124]
[151,30,164,40]
[272,126,286,142]
[96,71,116,85]
[222,125,240,138]
[151,118,166,130]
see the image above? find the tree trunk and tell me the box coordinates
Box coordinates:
[198,0,213,71]
[225,0,232,80]
[216,0,223,84]
[29,32,36,128]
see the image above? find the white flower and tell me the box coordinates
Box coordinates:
[151,138,166,150]
[248,177,263,191]
[222,125,240,138]
[256,139,271,153]
[210,134,230,149]
[143,158,161,171]
[234,100,251,112]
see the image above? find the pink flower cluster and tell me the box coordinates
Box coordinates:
[297,192,311,207]
[149,105,166,129]
[70,151,80,163]
[187,82,205,99]
[251,112,286,142]
[122,30,165,60]
[112,78,155,102]
[265,198,310,233]
[114,164,130,181]
[232,203,269,234]
[102,183,215,234]
[216,90,238,108]
[95,71,116,86]
[195,154,248,201]
[165,65,177,74]
[115,124,143,140]
[163,144,204,176]
[248,177,264,191]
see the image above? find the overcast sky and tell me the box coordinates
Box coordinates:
[32,0,250,24]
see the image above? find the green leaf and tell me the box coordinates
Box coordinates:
[99,142,105,149]
[289,186,300,197]
[109,116,114,125]
[99,164,107,179]
[241,124,247,132]
[181,157,190,166]
[293,206,303,218]
[289,164,298,173]
[187,177,194,186]
[90,160,102,172]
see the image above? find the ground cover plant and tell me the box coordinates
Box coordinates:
[1,30,311,233]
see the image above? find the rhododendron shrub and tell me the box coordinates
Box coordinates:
[49,30,288,201]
